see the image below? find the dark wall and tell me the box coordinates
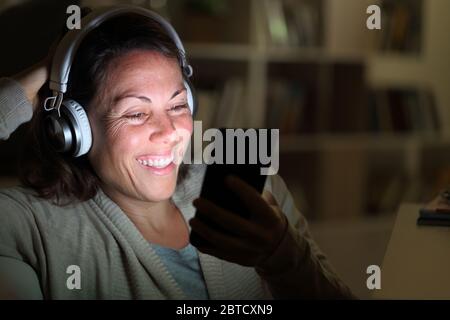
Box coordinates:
[0,0,79,175]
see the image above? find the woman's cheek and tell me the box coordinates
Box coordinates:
[174,116,193,163]
[177,115,194,135]
[111,126,143,153]
[177,115,193,136]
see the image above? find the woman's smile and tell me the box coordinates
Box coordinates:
[136,150,176,175]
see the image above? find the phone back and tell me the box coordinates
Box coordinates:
[190,128,273,246]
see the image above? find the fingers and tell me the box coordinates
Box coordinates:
[190,177,289,268]
[190,211,287,267]
[262,190,278,207]
[225,176,275,224]
[13,62,49,110]
[189,218,263,262]
[193,198,266,243]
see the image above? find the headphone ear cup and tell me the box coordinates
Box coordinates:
[184,78,197,116]
[60,100,92,157]
[45,112,73,153]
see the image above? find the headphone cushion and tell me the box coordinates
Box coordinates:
[184,79,196,116]
[61,99,92,157]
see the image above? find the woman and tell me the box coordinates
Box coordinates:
[0,7,354,299]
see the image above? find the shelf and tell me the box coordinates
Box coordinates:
[265,47,364,63]
[367,54,429,87]
[186,42,366,64]
[186,43,254,61]
[279,134,450,152]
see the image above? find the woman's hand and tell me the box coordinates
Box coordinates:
[190,175,289,272]
[12,58,49,111]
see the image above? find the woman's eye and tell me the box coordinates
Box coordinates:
[125,113,147,121]
[170,104,189,112]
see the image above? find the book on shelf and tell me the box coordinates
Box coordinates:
[195,89,220,129]
[265,79,318,134]
[368,90,392,132]
[212,78,245,128]
[389,90,410,132]
[266,80,438,135]
[262,0,323,48]
[262,0,289,46]
[265,63,366,134]
[378,0,423,54]
[195,78,245,129]
[328,63,367,133]
[368,87,439,134]
[266,79,306,134]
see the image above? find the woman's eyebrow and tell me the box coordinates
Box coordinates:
[170,87,186,100]
[115,88,186,102]
[111,87,187,110]
[113,94,151,105]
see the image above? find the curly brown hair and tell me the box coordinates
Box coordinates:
[19,12,190,205]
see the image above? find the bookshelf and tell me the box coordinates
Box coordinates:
[171,0,450,220]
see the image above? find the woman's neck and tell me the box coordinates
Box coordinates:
[101,184,189,248]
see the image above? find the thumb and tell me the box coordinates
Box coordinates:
[262,190,278,207]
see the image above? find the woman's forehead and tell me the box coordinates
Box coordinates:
[96,50,183,104]
[111,50,180,75]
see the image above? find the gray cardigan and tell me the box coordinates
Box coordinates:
[0,77,354,299]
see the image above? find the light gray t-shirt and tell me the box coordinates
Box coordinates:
[151,243,209,299]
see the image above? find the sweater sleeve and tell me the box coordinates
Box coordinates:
[0,189,43,271]
[256,175,356,299]
[0,77,34,140]
[0,189,46,299]
[0,256,43,300]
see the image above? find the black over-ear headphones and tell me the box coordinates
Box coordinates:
[43,5,197,157]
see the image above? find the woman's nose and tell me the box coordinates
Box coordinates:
[149,114,178,145]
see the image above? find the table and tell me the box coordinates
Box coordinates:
[373,203,450,299]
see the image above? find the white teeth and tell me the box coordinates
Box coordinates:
[137,156,173,168]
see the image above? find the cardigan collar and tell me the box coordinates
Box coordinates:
[92,164,227,299]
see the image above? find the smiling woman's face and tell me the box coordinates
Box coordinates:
[87,50,193,203]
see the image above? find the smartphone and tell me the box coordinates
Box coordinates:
[190,128,273,248]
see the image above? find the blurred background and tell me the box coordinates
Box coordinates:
[0,0,449,298]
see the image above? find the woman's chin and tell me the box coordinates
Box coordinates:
[139,181,177,202]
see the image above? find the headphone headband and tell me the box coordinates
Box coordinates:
[46,5,193,111]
